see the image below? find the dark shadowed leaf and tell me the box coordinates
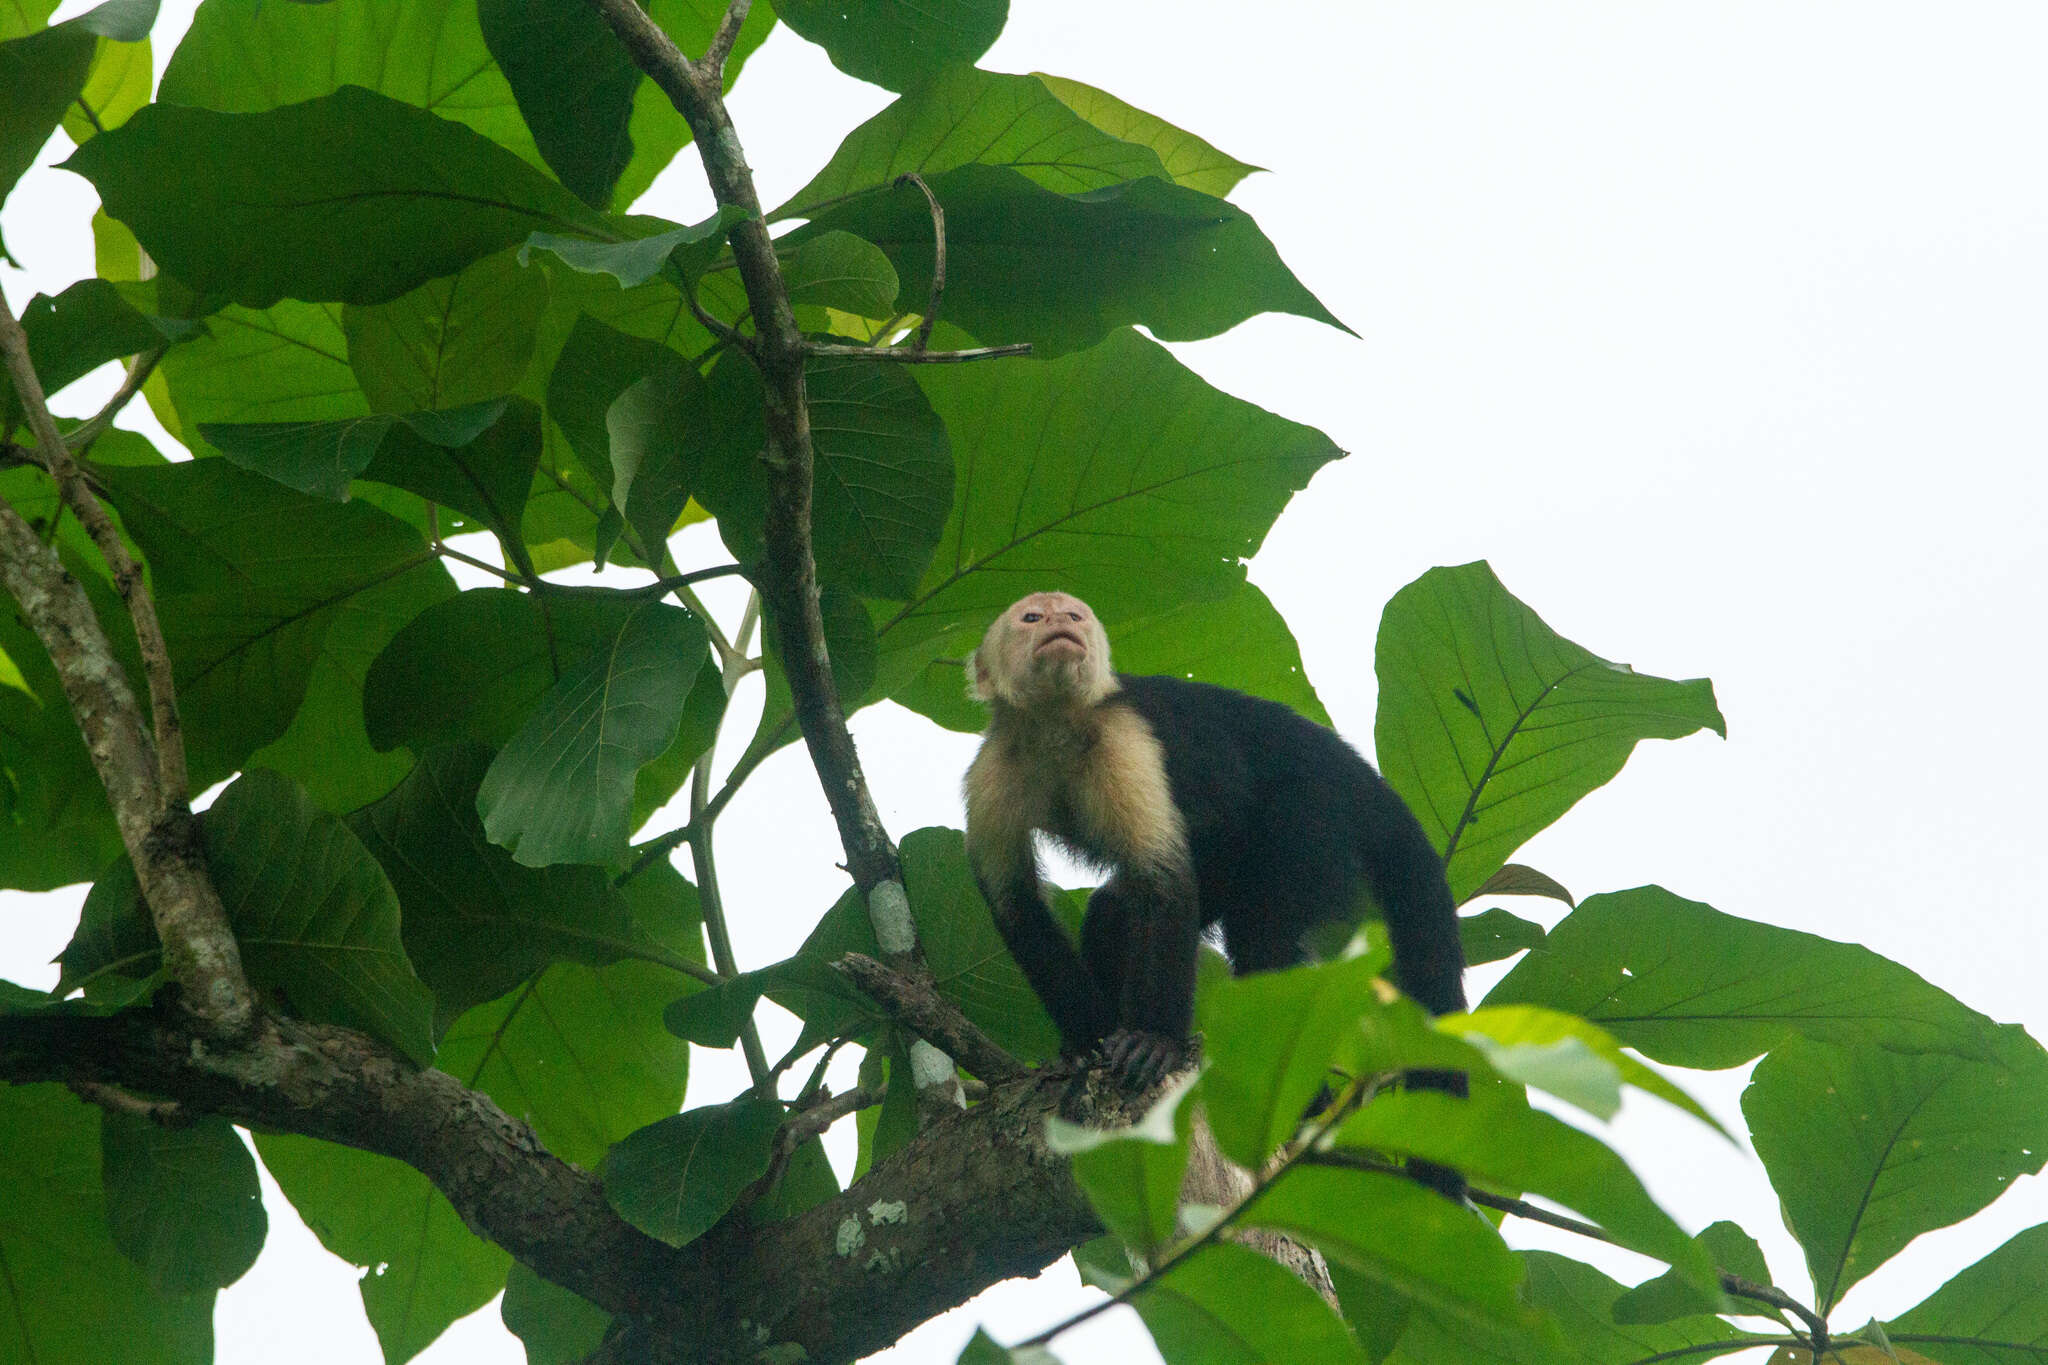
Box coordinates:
[1,278,179,427]
[102,1113,266,1294]
[1033,74,1261,197]
[1137,1241,1369,1365]
[362,398,542,537]
[1047,1076,1193,1255]
[502,1260,611,1365]
[1888,1223,2048,1364]
[1335,1085,1720,1303]
[777,0,1004,91]
[693,345,952,598]
[63,770,436,1063]
[600,1098,784,1246]
[880,327,1340,714]
[478,0,641,206]
[1458,907,1546,967]
[479,601,710,866]
[1466,863,1574,908]
[957,1328,1062,1364]
[797,165,1344,356]
[65,85,606,308]
[0,1085,214,1364]
[1743,1029,2048,1312]
[0,0,155,222]
[1485,887,2008,1067]
[256,1133,507,1365]
[605,356,702,562]
[350,744,663,1027]
[1375,562,1724,902]
[780,66,1167,212]
[344,249,550,412]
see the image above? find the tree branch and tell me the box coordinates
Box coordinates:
[834,953,1027,1084]
[584,0,960,1105]
[0,298,254,1038]
[802,341,1034,364]
[896,172,947,352]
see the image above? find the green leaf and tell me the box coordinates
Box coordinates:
[1375,563,1725,902]
[2,278,176,428]
[693,345,953,598]
[1889,1222,2048,1363]
[0,1085,214,1365]
[440,950,694,1171]
[544,311,684,564]
[200,414,393,502]
[599,1098,784,1246]
[777,0,1004,92]
[605,355,703,563]
[479,601,710,866]
[1458,908,1546,968]
[350,744,667,1029]
[95,459,449,786]
[1466,863,1575,908]
[1136,1241,1369,1365]
[1613,1221,1772,1325]
[755,1136,840,1223]
[1447,1004,1720,1132]
[881,327,1340,702]
[779,229,901,318]
[0,0,154,214]
[797,165,1345,357]
[101,1113,266,1294]
[781,66,1168,213]
[65,85,606,309]
[1743,1029,2048,1311]
[1242,1167,1549,1349]
[345,248,550,412]
[1484,886,2008,1067]
[1046,1074,1194,1254]
[63,770,438,1064]
[156,300,368,454]
[256,1132,508,1365]
[501,1260,611,1365]
[1334,1085,1721,1305]
[525,207,744,289]
[1033,74,1261,197]
[958,1328,1062,1364]
[61,27,152,144]
[478,0,640,206]
[364,588,701,753]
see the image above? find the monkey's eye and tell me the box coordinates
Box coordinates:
[1021,612,1042,623]
[1066,612,1081,622]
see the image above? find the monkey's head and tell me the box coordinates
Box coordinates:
[969,591,1114,710]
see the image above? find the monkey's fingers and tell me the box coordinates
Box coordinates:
[1099,1028,1193,1092]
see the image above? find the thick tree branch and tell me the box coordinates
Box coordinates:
[1,1012,1122,1365]
[0,298,254,1037]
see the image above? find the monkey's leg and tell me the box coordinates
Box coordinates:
[976,858,1113,1057]
[1096,865,1201,1090]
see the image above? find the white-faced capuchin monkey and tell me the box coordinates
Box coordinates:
[964,591,1469,1191]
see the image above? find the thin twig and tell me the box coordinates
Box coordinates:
[432,537,525,584]
[803,341,1034,364]
[833,953,1027,1084]
[701,0,752,78]
[895,172,946,352]
[64,345,167,452]
[67,1079,193,1127]
[781,1083,884,1151]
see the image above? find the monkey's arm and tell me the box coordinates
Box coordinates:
[966,806,1112,1057]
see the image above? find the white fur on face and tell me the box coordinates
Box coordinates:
[969,591,1114,708]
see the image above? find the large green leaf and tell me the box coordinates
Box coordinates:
[777,0,1003,92]
[1612,1221,1771,1326]
[1743,1029,2048,1312]
[351,744,670,1028]
[95,458,447,786]
[256,1132,508,1365]
[0,0,153,215]
[1485,887,2008,1067]
[1243,1167,1549,1349]
[1375,562,1725,902]
[693,345,953,598]
[154,300,368,454]
[478,0,641,208]
[61,25,152,145]
[1033,74,1261,198]
[1,278,180,428]
[797,165,1344,356]
[781,66,1167,214]
[501,1260,612,1365]
[478,600,710,866]
[1888,1223,2048,1364]
[599,1098,784,1246]
[1334,1085,1720,1304]
[62,770,437,1064]
[345,249,551,412]
[66,85,607,309]
[1046,1077,1193,1255]
[101,1112,266,1294]
[0,1085,214,1365]
[1137,1241,1369,1365]
[879,327,1340,705]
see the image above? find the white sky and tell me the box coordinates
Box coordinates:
[4,3,2046,1363]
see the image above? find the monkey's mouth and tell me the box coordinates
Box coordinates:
[1035,630,1085,656]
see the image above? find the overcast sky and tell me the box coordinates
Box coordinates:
[4,3,2046,1363]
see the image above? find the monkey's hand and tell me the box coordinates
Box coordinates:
[1098,1028,1196,1092]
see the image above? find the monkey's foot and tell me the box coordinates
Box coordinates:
[1098,1029,1197,1092]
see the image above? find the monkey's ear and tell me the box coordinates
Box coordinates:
[967,648,994,703]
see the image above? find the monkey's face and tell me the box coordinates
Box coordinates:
[970,591,1113,708]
